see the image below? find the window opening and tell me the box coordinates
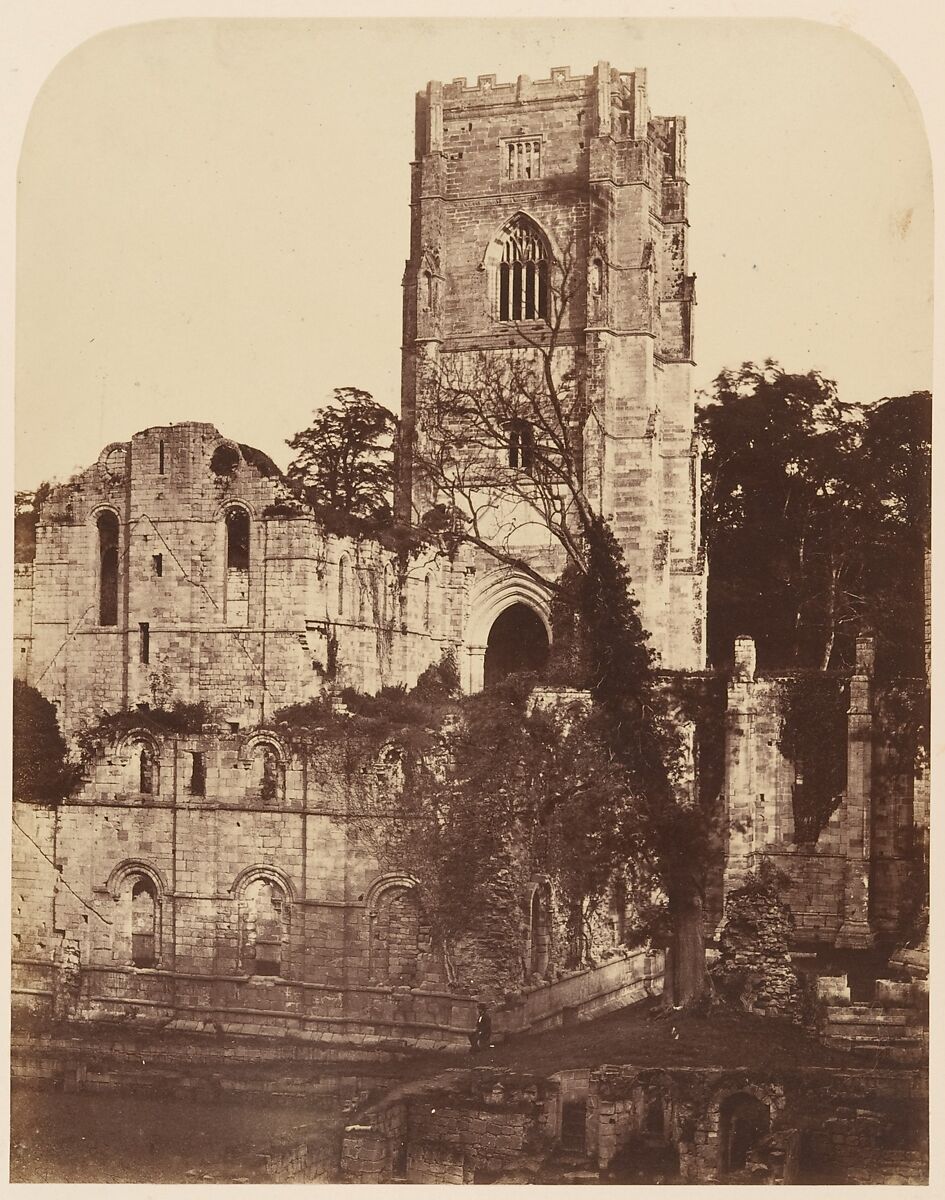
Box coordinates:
[152,553,163,577]
[508,420,534,470]
[225,508,250,571]
[97,511,119,626]
[190,751,206,796]
[338,556,348,617]
[497,217,549,321]
[244,878,285,976]
[139,622,150,664]
[505,138,541,180]
[139,746,155,795]
[260,746,280,804]
[158,440,165,475]
[131,878,157,967]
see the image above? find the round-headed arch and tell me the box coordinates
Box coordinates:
[229,864,296,903]
[106,859,168,902]
[364,872,421,913]
[238,730,288,768]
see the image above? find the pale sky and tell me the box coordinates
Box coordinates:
[14,17,933,490]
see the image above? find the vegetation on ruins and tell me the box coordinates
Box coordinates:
[12,680,82,804]
[698,365,930,677]
[286,386,397,520]
[776,674,849,844]
[712,860,803,1021]
[73,702,213,768]
[388,248,717,1007]
[14,481,52,563]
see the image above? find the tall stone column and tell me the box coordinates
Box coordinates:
[722,635,758,898]
[836,634,875,949]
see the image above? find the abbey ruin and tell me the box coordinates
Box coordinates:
[12,61,928,1184]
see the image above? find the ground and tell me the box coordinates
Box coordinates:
[449,997,850,1076]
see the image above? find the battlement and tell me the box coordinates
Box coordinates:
[439,63,635,106]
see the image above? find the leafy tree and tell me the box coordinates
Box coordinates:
[698,363,930,675]
[13,680,81,804]
[286,387,396,519]
[853,391,930,676]
[14,481,52,563]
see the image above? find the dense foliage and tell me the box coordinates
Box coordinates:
[286,386,396,519]
[13,680,81,804]
[698,363,930,675]
[776,674,848,843]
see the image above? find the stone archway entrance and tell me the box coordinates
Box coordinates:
[719,1092,771,1174]
[483,603,549,687]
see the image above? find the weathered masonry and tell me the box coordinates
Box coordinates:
[11,64,927,1049]
[397,62,706,670]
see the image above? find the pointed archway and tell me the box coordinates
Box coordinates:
[483,603,549,687]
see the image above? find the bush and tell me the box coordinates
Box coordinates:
[13,681,81,804]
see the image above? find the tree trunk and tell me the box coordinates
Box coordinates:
[663,886,707,1008]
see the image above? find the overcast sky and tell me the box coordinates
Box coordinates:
[14,17,932,490]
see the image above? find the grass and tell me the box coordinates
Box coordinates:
[403,995,854,1080]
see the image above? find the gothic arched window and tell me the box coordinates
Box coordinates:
[496,217,549,322]
[97,511,119,626]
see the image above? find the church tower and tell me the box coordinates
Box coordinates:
[398,63,706,671]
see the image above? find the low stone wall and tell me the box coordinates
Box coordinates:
[10,1022,418,1103]
[13,946,662,1056]
[818,971,929,1064]
[238,1123,342,1182]
[497,949,663,1037]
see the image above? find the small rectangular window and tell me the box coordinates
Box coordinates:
[158,441,165,475]
[139,622,150,664]
[190,751,206,796]
[153,553,163,577]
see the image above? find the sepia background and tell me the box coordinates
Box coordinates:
[12,16,933,491]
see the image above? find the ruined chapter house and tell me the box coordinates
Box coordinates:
[12,64,926,1045]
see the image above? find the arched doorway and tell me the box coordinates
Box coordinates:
[719,1092,770,1174]
[483,603,549,687]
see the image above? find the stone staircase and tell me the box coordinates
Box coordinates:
[817,972,928,1064]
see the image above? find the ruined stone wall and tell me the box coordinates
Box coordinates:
[341,1069,557,1182]
[11,802,59,1016]
[12,721,655,1043]
[589,1064,926,1184]
[722,635,923,948]
[20,422,475,736]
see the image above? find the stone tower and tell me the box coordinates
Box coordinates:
[397,63,706,670]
